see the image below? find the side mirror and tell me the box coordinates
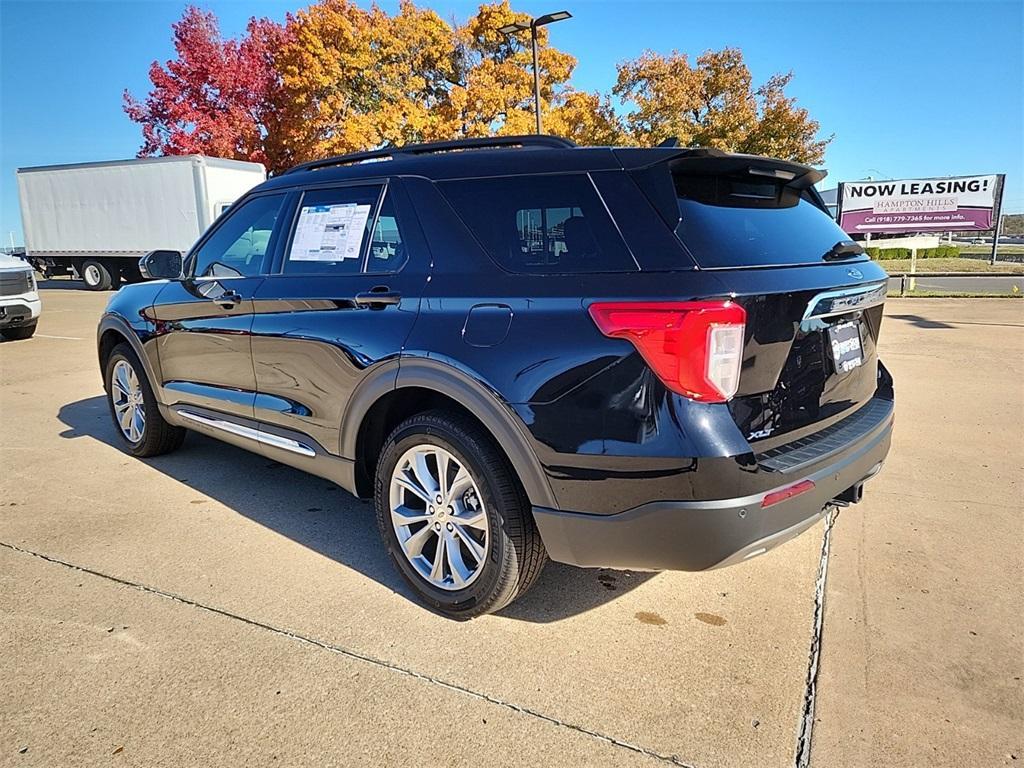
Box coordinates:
[139,250,184,280]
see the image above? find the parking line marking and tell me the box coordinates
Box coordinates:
[0,540,698,768]
[36,334,83,340]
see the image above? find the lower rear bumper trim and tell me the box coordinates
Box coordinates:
[531,412,891,571]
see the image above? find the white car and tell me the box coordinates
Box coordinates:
[0,253,41,340]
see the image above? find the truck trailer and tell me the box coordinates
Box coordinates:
[16,155,266,290]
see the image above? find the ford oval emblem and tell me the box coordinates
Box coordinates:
[847,268,863,280]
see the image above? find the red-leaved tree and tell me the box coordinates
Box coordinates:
[123,7,288,169]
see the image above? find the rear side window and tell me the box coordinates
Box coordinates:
[439,174,637,273]
[366,192,407,273]
[674,174,854,268]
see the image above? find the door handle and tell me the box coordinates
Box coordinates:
[354,289,402,308]
[215,289,243,308]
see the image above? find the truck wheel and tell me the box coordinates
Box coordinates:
[374,410,547,619]
[81,259,112,291]
[1,321,37,341]
[102,260,124,289]
[104,343,186,457]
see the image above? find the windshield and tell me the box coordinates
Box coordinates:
[674,176,857,268]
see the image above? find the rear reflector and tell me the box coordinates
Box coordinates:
[761,479,816,508]
[588,300,746,402]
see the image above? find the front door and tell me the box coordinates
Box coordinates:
[249,180,428,454]
[152,192,288,421]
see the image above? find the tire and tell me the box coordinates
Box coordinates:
[374,410,547,619]
[102,260,124,289]
[104,343,185,457]
[80,259,112,291]
[1,321,37,340]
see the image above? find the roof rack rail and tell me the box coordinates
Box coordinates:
[282,134,576,175]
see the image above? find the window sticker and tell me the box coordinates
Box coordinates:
[289,203,372,262]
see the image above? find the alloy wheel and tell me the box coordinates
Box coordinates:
[389,445,490,591]
[111,359,146,443]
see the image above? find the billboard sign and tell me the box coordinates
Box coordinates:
[837,174,1004,235]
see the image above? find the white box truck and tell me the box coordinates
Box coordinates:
[16,155,266,290]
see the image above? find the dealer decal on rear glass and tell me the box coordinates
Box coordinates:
[289,203,372,262]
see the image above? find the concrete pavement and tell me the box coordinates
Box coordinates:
[1,285,1021,767]
[811,299,1023,767]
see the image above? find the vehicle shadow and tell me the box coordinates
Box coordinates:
[57,396,655,622]
[36,278,90,291]
[888,313,956,330]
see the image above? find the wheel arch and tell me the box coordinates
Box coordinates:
[97,314,161,395]
[342,358,557,509]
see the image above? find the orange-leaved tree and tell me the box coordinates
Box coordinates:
[614,48,830,163]
[272,0,605,165]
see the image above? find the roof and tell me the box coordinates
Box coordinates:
[260,135,824,191]
[17,155,266,174]
[263,145,622,191]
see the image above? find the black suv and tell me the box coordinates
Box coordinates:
[97,136,893,618]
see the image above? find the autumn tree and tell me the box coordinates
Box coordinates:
[123,6,290,169]
[126,5,830,172]
[272,0,594,165]
[271,0,458,164]
[614,47,829,163]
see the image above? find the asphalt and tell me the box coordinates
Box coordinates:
[0,284,1021,767]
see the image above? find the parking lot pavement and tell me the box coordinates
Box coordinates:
[0,286,1020,767]
[812,299,1023,767]
[0,547,657,768]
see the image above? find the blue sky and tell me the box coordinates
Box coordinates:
[2,0,1022,245]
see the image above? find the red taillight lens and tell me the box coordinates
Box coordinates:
[588,301,747,402]
[761,479,816,508]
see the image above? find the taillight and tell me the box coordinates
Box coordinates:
[588,300,747,402]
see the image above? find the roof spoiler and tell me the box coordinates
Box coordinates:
[614,147,828,228]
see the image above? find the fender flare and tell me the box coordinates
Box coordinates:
[339,357,557,510]
[96,313,162,395]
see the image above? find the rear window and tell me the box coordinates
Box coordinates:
[439,174,637,273]
[674,174,854,268]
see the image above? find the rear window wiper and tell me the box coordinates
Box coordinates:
[822,240,864,261]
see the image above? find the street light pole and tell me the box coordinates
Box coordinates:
[499,11,572,135]
[530,25,542,134]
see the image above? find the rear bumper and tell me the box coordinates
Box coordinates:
[532,398,892,571]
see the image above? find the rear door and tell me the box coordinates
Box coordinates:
[152,192,287,421]
[249,179,428,454]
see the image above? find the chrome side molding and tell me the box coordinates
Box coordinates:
[802,282,887,322]
[177,409,316,457]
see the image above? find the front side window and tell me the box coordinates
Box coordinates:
[192,194,285,278]
[283,186,381,275]
[439,174,637,273]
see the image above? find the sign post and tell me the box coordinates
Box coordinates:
[869,235,939,295]
[990,176,1006,265]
